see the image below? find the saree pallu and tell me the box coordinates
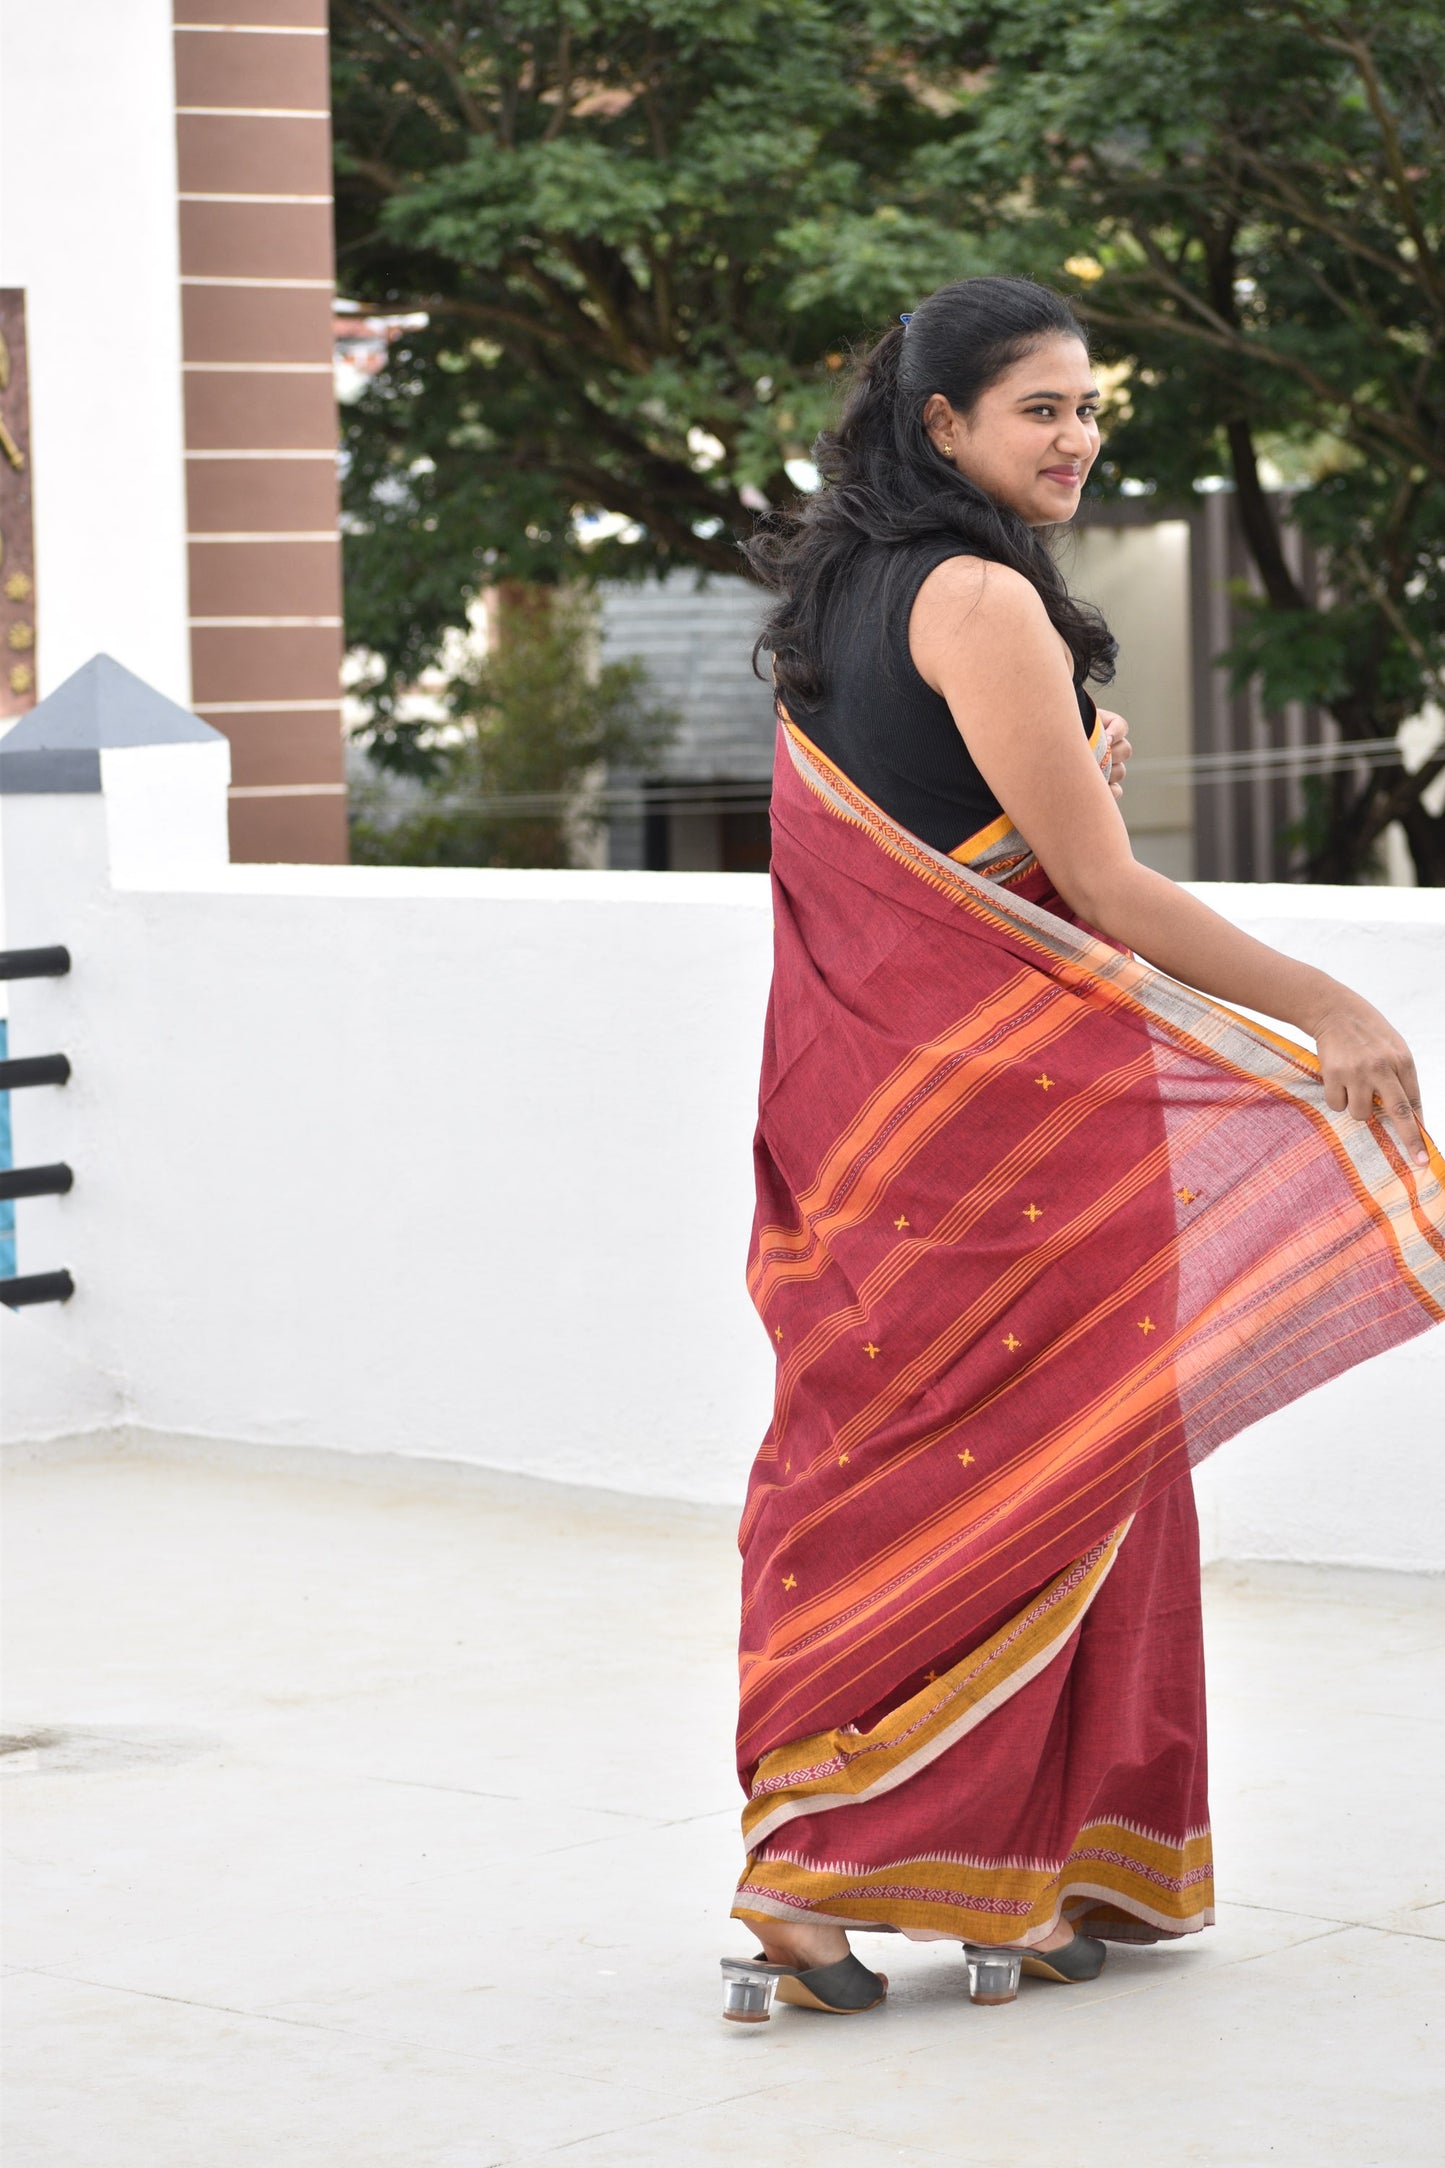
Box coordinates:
[734,713,1445,1947]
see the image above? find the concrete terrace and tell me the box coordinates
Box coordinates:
[3,1445,1442,2168]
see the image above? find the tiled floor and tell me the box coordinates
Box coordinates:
[3,1447,1442,2167]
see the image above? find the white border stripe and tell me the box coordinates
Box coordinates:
[228,783,346,798]
[196,698,341,713]
[182,277,333,289]
[180,192,333,203]
[185,449,335,460]
[177,106,330,117]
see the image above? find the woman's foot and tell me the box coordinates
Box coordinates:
[1033,1919,1078,1955]
[755,1920,851,1970]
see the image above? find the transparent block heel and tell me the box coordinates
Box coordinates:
[719,1958,778,2023]
[963,1945,1023,2006]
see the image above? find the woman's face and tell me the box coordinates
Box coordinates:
[924,334,1101,526]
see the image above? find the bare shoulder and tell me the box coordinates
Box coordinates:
[910,555,1056,689]
[915,553,1039,611]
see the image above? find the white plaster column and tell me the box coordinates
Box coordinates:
[0,0,191,705]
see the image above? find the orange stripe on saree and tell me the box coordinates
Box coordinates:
[733,717,1445,1945]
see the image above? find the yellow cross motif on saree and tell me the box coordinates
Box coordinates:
[893,1215,910,1231]
[838,1452,850,1467]
[782,1573,797,1591]
[958,1449,975,1466]
[1138,1316,1157,1334]
[1035,1073,1055,1091]
[1176,1187,1199,1204]
[863,1340,881,1359]
[1022,1203,1043,1223]
[774,1324,783,1341]
[1003,1333,1022,1352]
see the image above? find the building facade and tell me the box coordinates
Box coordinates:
[0,0,347,862]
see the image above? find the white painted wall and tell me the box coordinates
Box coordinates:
[3,752,1444,1570]
[1069,521,1194,879]
[0,0,190,705]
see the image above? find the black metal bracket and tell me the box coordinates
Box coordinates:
[0,1163,74,1202]
[0,1054,71,1089]
[0,949,78,1300]
[0,1270,75,1309]
[0,946,71,980]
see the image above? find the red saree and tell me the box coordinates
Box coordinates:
[733,713,1445,1948]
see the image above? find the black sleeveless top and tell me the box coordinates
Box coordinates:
[790,538,1096,854]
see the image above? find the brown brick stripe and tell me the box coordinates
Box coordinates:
[174,1,346,862]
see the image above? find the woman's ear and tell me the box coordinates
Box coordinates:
[922,393,957,460]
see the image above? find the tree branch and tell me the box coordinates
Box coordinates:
[1224,421,1309,612]
[1319,17,1445,314]
[357,0,491,137]
[1079,290,1445,484]
[553,460,744,574]
[553,241,652,371]
[539,25,574,143]
[1216,142,1427,295]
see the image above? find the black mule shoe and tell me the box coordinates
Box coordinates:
[1017,1933,1107,1984]
[719,1951,888,2022]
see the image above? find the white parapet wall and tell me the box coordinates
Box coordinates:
[3,661,1444,1569]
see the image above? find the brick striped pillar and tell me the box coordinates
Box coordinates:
[174,0,347,862]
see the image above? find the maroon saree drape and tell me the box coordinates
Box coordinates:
[732,714,1445,1946]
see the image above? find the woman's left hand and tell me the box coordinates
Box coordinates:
[1098,709,1132,799]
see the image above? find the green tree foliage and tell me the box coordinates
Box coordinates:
[349,587,677,867]
[333,0,1445,880]
[960,0,1445,880]
[331,0,986,756]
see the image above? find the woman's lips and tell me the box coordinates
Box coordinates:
[1041,468,1081,485]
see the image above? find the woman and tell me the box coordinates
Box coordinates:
[719,277,1444,2024]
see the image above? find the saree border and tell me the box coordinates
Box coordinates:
[734,1815,1216,1943]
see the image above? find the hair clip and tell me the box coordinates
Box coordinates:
[899,312,913,326]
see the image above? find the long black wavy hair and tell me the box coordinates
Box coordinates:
[746,276,1117,708]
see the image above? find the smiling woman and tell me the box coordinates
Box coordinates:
[721,277,1445,2025]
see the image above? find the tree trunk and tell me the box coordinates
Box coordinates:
[487,580,555,654]
[1400,800,1445,885]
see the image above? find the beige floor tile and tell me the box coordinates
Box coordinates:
[0,1970,671,2168]
[4,1451,1442,2167]
[720,1925,1444,2168]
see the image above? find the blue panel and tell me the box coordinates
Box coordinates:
[0,1018,14,1277]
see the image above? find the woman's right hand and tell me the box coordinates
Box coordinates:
[1310,991,1429,1167]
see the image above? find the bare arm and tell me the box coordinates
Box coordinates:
[910,558,1429,1166]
